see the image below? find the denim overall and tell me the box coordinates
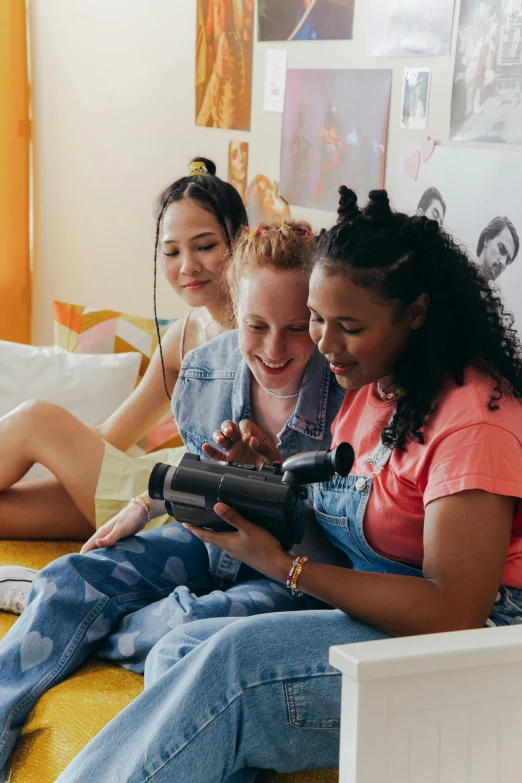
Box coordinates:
[313,470,522,627]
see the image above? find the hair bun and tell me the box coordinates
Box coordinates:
[363,190,391,222]
[189,157,217,177]
[337,186,359,225]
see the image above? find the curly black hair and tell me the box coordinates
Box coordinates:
[315,186,522,450]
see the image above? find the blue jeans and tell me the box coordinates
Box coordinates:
[55,610,389,783]
[0,524,319,770]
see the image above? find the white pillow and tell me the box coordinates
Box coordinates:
[0,341,141,483]
[0,341,141,424]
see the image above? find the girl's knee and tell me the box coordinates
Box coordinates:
[144,616,240,685]
[6,400,68,442]
[15,399,64,422]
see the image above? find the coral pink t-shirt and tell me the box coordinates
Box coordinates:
[331,366,522,588]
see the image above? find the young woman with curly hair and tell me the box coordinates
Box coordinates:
[34,188,522,782]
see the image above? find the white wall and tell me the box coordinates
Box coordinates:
[29,0,513,345]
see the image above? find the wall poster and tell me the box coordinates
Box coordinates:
[196,0,254,130]
[367,0,455,57]
[228,140,249,205]
[280,69,391,212]
[400,68,432,130]
[394,143,522,331]
[246,175,291,226]
[258,0,355,42]
[451,0,522,143]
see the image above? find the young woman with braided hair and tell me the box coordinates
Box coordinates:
[0,157,247,611]
[50,186,522,783]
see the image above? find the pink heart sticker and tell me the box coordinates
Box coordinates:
[421,137,435,163]
[404,149,421,181]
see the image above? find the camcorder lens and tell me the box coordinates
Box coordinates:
[329,443,355,477]
[148,463,171,500]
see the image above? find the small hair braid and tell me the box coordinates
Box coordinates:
[362,189,392,223]
[153,196,174,401]
[337,186,360,225]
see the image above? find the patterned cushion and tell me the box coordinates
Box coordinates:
[53,301,181,452]
[53,301,174,381]
[0,541,337,783]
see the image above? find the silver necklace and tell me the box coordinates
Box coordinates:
[203,315,234,343]
[260,386,299,399]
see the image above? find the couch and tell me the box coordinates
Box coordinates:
[0,540,337,782]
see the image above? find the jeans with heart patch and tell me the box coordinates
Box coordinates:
[0,523,319,770]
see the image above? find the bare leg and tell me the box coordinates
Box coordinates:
[0,478,94,539]
[0,401,106,535]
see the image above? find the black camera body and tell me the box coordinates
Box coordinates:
[148,443,354,550]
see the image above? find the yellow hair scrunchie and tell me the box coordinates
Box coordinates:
[189,161,209,177]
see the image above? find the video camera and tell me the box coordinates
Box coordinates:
[148,443,355,550]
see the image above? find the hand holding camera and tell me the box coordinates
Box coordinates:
[149,442,355,550]
[202,419,282,467]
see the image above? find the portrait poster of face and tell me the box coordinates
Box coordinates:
[451,0,522,143]
[228,141,249,205]
[246,175,291,227]
[367,0,455,57]
[394,144,522,332]
[196,0,254,131]
[258,0,355,42]
[400,68,432,129]
[280,69,391,213]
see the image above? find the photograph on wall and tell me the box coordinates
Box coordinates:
[196,0,254,130]
[367,0,455,57]
[228,141,249,205]
[400,68,432,129]
[451,0,522,143]
[246,175,291,226]
[394,143,522,331]
[258,0,355,41]
[280,69,391,212]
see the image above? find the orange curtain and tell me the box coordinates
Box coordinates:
[0,0,30,343]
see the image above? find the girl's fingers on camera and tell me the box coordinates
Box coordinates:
[202,443,228,462]
[221,421,241,444]
[248,436,276,464]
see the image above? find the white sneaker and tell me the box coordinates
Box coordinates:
[0,566,37,615]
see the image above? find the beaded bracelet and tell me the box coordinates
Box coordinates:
[286,556,309,596]
[130,495,152,523]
